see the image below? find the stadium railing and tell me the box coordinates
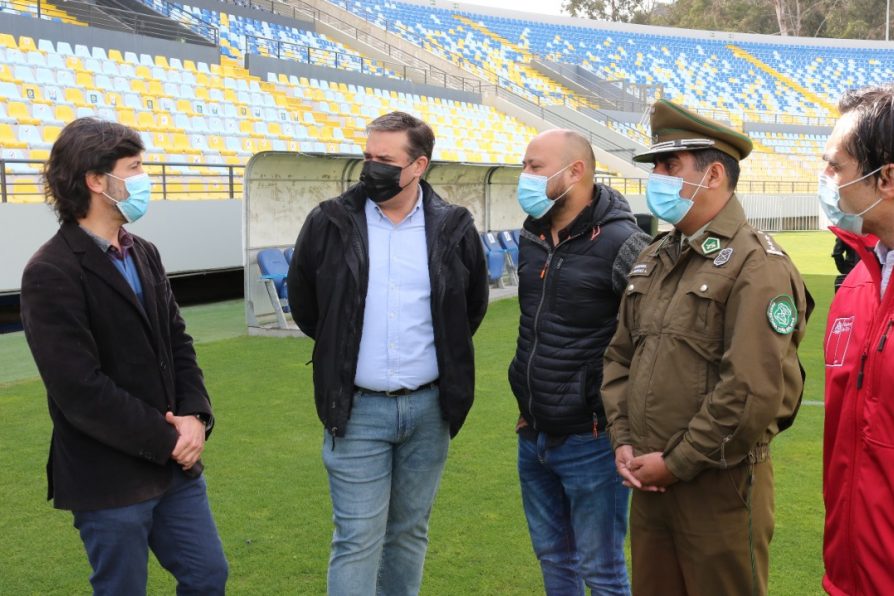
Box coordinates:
[244,0,483,94]
[0,159,244,203]
[595,176,816,196]
[245,34,441,84]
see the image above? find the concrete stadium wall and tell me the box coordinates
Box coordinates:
[246,54,482,104]
[1,200,241,295]
[0,13,220,64]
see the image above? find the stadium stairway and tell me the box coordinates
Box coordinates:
[726,44,837,118]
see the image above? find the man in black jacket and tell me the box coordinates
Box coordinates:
[287,112,489,595]
[509,129,650,595]
[20,118,227,595]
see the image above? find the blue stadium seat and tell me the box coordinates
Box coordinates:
[257,248,291,328]
[480,233,507,287]
[497,230,519,268]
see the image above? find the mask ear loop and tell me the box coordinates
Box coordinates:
[548,160,581,203]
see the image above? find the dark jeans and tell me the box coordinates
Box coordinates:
[519,431,631,596]
[72,467,228,596]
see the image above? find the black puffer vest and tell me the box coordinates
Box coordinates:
[508,184,650,435]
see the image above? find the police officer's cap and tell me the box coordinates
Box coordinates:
[633,99,753,163]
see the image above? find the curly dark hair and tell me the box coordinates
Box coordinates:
[43,118,144,223]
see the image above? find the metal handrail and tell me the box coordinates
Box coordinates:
[594,176,816,195]
[0,160,244,204]
[245,34,445,85]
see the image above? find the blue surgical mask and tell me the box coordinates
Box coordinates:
[517,164,574,219]
[104,172,152,223]
[818,167,883,235]
[645,171,709,225]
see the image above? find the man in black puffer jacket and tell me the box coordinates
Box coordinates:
[509,129,651,595]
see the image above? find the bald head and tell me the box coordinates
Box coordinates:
[526,129,596,176]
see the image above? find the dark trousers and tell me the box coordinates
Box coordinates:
[630,460,774,596]
[72,467,228,596]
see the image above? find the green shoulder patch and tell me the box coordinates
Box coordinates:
[767,294,797,334]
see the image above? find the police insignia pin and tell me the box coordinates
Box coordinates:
[701,237,721,254]
[713,247,733,267]
[767,295,797,334]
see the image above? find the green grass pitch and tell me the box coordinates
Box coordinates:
[0,230,838,594]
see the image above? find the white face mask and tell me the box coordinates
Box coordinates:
[817,166,883,235]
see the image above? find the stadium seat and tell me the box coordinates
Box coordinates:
[257,248,291,328]
[480,233,508,288]
[497,230,520,269]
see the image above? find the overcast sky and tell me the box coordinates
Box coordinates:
[463,0,566,17]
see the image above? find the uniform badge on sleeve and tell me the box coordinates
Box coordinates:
[767,295,797,334]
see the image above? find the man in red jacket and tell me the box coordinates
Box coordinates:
[821,84,894,595]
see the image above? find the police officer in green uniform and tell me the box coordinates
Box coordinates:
[601,100,813,596]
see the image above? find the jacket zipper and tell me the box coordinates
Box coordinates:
[525,230,585,430]
[720,434,733,468]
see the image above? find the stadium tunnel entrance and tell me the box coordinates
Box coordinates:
[244,151,526,336]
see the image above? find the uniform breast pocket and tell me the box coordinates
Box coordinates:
[683,275,733,341]
[624,273,654,334]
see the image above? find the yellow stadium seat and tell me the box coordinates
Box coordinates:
[117,108,136,127]
[55,105,75,124]
[7,101,38,125]
[63,88,89,107]
[175,99,194,115]
[154,55,169,69]
[18,36,36,52]
[42,125,61,144]
[75,72,93,88]
[0,33,16,49]
[0,124,26,148]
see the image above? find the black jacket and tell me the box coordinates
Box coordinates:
[508,184,651,435]
[287,180,489,438]
[20,223,213,511]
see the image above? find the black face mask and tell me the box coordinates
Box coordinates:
[359,160,414,203]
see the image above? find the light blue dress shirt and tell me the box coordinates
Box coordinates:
[354,189,439,392]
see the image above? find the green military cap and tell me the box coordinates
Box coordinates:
[633,99,753,163]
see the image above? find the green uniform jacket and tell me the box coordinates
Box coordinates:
[602,196,813,482]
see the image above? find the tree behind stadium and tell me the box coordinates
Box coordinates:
[562,0,891,40]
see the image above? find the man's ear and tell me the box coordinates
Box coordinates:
[85,171,106,195]
[413,156,429,179]
[706,161,726,190]
[568,159,585,183]
[878,163,894,199]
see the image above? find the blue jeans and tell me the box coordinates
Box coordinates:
[518,431,631,596]
[323,386,450,596]
[72,467,228,596]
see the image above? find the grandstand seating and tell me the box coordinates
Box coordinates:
[2,0,891,203]
[0,26,538,202]
[331,0,894,123]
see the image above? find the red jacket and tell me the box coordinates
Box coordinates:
[823,228,894,595]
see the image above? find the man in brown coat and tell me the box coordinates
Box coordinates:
[602,100,812,596]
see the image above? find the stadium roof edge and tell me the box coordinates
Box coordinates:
[394,0,894,51]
